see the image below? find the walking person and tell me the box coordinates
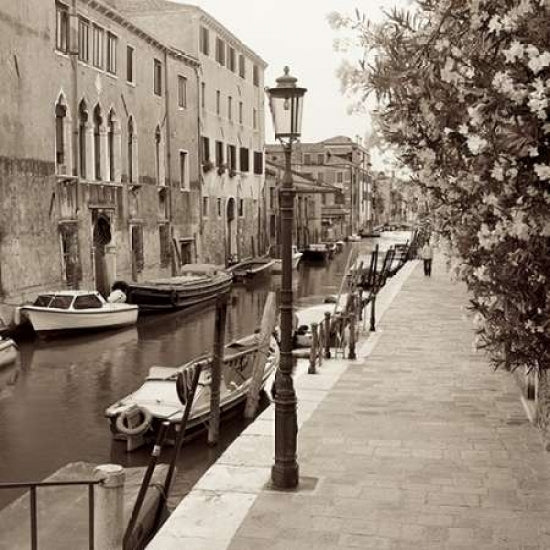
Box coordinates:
[421,240,433,277]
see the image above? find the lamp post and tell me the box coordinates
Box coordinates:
[266,67,306,489]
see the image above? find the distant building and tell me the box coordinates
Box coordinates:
[0,0,201,320]
[113,0,267,265]
[266,136,372,239]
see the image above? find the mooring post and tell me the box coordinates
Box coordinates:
[94,464,125,550]
[209,292,228,446]
[324,311,331,359]
[309,322,319,374]
[370,294,376,332]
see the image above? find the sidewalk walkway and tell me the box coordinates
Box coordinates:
[150,257,550,550]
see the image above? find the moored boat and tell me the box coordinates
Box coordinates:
[302,243,331,262]
[0,337,18,367]
[112,264,233,312]
[15,291,138,335]
[271,245,303,274]
[229,257,276,282]
[105,334,279,451]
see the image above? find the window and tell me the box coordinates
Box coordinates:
[239,101,243,124]
[154,59,162,95]
[304,153,311,164]
[56,2,69,53]
[73,295,103,309]
[318,171,324,182]
[228,96,232,120]
[131,225,144,275]
[78,18,90,63]
[178,75,187,108]
[253,152,263,175]
[79,101,88,178]
[92,24,104,69]
[337,171,343,183]
[155,126,162,184]
[126,45,135,83]
[202,197,209,217]
[215,37,225,66]
[201,136,210,162]
[253,64,259,86]
[50,295,73,309]
[108,110,117,181]
[227,144,236,171]
[55,102,67,168]
[179,150,189,189]
[228,45,236,72]
[238,198,244,217]
[127,117,136,184]
[216,90,220,115]
[217,198,222,217]
[317,153,324,165]
[93,105,102,180]
[215,141,224,166]
[106,32,117,74]
[240,147,249,172]
[253,108,257,130]
[200,26,209,55]
[239,54,246,78]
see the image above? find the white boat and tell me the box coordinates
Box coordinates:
[271,245,303,274]
[16,290,138,335]
[0,337,18,368]
[106,334,279,451]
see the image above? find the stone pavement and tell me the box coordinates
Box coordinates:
[149,256,550,550]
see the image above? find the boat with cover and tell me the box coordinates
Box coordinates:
[15,291,138,335]
[105,334,279,451]
[229,257,276,282]
[112,264,233,312]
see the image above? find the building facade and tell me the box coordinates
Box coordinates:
[113,0,267,265]
[266,136,372,240]
[0,0,202,322]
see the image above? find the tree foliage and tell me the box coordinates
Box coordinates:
[333,0,550,371]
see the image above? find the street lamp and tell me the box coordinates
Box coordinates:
[266,66,306,489]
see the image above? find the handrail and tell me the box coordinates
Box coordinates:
[0,479,101,550]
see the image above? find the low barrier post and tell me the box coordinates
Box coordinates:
[348,312,357,360]
[370,294,376,332]
[94,464,125,550]
[324,311,331,359]
[308,322,318,374]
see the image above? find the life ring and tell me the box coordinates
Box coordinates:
[115,406,152,436]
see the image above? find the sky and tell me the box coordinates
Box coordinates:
[174,0,410,146]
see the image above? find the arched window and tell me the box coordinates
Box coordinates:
[108,110,116,182]
[93,105,103,181]
[155,125,161,185]
[55,101,67,169]
[78,100,88,179]
[127,117,135,184]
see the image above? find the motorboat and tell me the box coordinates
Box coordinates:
[112,264,233,312]
[229,257,276,283]
[347,234,361,242]
[105,334,280,451]
[15,291,138,335]
[271,245,303,274]
[302,243,331,262]
[0,337,18,367]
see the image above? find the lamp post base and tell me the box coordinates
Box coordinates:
[271,462,299,489]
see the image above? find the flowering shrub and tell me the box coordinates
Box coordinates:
[332,0,550,373]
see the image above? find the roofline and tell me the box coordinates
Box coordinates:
[85,0,200,68]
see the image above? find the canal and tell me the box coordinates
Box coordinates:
[0,236,408,510]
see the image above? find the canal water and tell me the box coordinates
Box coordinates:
[0,234,410,510]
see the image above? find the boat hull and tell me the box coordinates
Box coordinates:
[271,253,302,274]
[231,259,275,282]
[0,339,17,367]
[20,306,138,334]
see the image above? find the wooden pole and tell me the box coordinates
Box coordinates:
[308,322,319,374]
[208,292,229,445]
[324,311,331,359]
[245,291,277,419]
[348,311,357,360]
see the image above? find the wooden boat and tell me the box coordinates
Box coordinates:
[229,257,276,282]
[0,337,18,367]
[112,264,233,312]
[302,243,331,262]
[105,334,280,451]
[15,291,138,335]
[347,234,362,242]
[271,246,303,274]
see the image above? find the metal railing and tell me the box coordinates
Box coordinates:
[0,479,100,550]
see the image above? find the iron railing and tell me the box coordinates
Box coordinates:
[0,479,101,550]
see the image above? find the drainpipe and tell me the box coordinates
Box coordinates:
[193,64,204,261]
[163,49,175,275]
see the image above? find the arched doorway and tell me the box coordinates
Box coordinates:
[226,197,237,263]
[92,212,112,296]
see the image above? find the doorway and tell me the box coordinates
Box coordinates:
[226,197,237,262]
[92,212,112,296]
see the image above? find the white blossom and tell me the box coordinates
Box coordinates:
[534,164,550,180]
[467,134,488,155]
